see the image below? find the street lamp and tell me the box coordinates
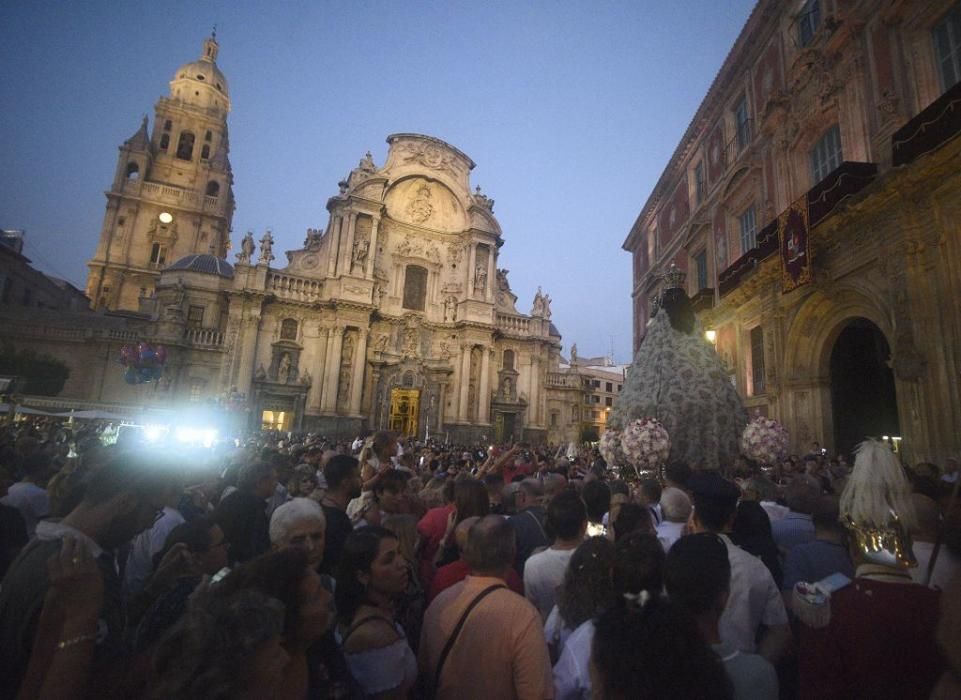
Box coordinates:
[705,329,717,345]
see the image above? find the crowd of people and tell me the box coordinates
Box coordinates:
[0,419,959,699]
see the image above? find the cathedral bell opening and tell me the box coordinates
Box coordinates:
[829,318,900,458]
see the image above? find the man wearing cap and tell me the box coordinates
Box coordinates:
[687,471,791,664]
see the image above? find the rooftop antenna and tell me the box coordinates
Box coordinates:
[609,334,615,365]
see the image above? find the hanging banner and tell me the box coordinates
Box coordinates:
[779,197,811,292]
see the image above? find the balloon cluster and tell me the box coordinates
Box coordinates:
[119,342,168,385]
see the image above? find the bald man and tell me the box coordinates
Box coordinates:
[428,516,522,602]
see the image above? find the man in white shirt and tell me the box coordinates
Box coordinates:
[524,490,586,619]
[687,471,791,664]
[1,454,51,538]
[123,482,185,597]
[655,487,690,552]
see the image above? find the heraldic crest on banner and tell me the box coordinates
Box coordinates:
[779,197,811,293]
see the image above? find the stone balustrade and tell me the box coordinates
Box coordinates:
[184,327,225,347]
[136,182,224,215]
[496,312,534,336]
[546,372,581,388]
[267,271,324,303]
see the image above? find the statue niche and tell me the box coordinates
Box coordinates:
[268,344,302,385]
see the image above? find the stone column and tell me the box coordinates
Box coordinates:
[458,344,472,421]
[327,215,342,277]
[349,329,368,415]
[467,244,477,298]
[309,326,330,410]
[478,346,492,423]
[365,217,380,279]
[486,250,495,303]
[341,213,356,277]
[322,324,345,412]
[235,307,262,395]
[529,356,540,425]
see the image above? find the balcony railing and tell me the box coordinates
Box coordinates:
[717,161,877,296]
[266,271,324,303]
[495,313,540,336]
[892,79,961,167]
[184,327,225,347]
[546,372,582,389]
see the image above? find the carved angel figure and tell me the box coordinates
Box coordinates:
[237,231,256,263]
[259,231,275,264]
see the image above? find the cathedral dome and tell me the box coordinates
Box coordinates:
[171,36,229,101]
[166,254,234,278]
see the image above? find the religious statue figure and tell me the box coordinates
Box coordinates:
[610,268,746,471]
[277,353,292,384]
[443,295,457,322]
[403,328,419,357]
[337,369,351,407]
[351,237,369,272]
[237,231,256,263]
[374,334,389,352]
[531,287,545,317]
[358,151,376,172]
[543,292,552,319]
[502,376,513,398]
[259,230,274,264]
[300,369,312,385]
[474,263,488,295]
[254,364,267,381]
[570,343,578,363]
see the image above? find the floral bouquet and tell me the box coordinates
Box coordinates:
[599,429,627,468]
[740,416,790,466]
[620,418,671,473]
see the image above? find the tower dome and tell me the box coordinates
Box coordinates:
[170,35,230,111]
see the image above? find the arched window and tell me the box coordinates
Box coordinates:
[502,349,515,370]
[176,131,195,160]
[125,162,139,180]
[204,130,212,142]
[280,318,298,340]
[402,265,428,311]
[163,120,172,131]
[201,144,210,160]
[159,133,170,151]
[206,180,220,197]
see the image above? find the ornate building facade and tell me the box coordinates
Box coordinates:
[623,0,961,465]
[1,38,586,443]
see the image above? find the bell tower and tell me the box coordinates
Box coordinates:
[86,33,235,311]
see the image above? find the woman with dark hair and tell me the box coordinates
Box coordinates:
[335,526,417,699]
[434,478,490,568]
[149,589,290,699]
[553,532,665,699]
[729,500,783,588]
[592,594,733,700]
[611,502,655,541]
[610,265,747,471]
[544,536,615,662]
[211,548,335,698]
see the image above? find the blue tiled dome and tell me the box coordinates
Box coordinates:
[166,254,234,278]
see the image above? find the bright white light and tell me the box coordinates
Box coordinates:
[174,426,218,446]
[144,425,166,442]
[705,329,717,344]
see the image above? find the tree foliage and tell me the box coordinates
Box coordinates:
[0,343,71,396]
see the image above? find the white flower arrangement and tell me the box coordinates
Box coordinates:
[599,429,627,467]
[740,416,790,466]
[620,418,671,472]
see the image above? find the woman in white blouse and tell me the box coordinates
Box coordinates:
[335,525,417,699]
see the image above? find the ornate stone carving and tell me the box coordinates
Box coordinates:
[258,230,274,264]
[406,183,433,224]
[471,185,495,212]
[397,141,462,178]
[304,228,323,251]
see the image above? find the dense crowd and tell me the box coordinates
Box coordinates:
[0,419,958,699]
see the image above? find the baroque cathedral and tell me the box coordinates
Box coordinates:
[14,35,584,442]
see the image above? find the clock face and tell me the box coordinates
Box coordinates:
[302,254,319,269]
[158,212,173,224]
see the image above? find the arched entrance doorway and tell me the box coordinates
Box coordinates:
[829,318,899,458]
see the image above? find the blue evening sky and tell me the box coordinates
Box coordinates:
[0,0,755,362]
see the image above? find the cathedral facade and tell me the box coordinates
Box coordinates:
[1,37,585,443]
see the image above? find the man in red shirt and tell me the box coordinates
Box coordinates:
[429,516,522,602]
[417,479,456,588]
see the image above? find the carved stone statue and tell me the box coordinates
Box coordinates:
[374,334,389,352]
[474,263,488,294]
[255,364,267,381]
[543,292,552,319]
[277,353,292,384]
[300,369,312,385]
[351,237,369,272]
[531,287,545,316]
[337,368,351,407]
[444,295,457,322]
[570,343,578,363]
[237,231,255,263]
[358,151,376,172]
[259,230,274,264]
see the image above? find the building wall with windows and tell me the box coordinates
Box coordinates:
[570,360,626,437]
[623,0,961,464]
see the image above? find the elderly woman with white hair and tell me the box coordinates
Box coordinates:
[270,497,327,571]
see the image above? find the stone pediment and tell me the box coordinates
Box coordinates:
[384,176,467,233]
[384,134,474,193]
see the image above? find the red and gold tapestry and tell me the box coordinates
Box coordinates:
[778,197,811,292]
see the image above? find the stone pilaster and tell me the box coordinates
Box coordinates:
[349,329,368,415]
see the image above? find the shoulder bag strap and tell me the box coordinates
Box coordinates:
[431,584,505,696]
[527,509,548,541]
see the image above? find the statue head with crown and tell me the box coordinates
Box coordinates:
[655,263,696,335]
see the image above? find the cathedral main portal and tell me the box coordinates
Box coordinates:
[389,388,420,437]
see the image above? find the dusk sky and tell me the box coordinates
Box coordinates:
[1,0,756,363]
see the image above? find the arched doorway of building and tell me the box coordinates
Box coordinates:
[829,318,899,459]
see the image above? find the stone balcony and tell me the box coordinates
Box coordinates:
[266,271,324,303]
